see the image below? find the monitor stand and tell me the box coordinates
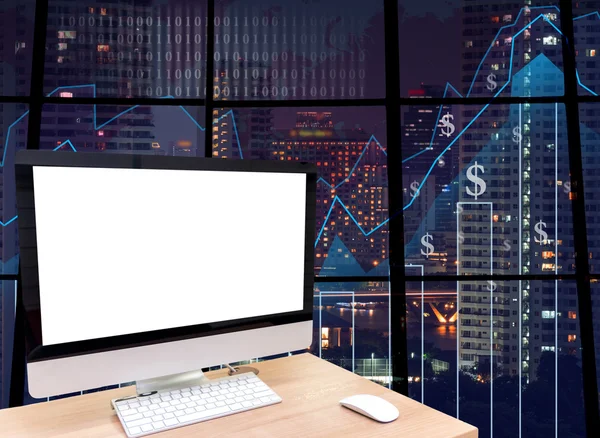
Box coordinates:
[134,365,260,395]
[135,369,210,396]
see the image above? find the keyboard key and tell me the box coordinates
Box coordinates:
[141,424,153,432]
[160,395,172,402]
[244,390,254,395]
[219,384,230,389]
[229,403,243,411]
[164,418,178,427]
[172,394,182,400]
[185,408,196,414]
[216,395,227,401]
[191,386,200,390]
[207,397,217,403]
[174,411,185,417]
[150,394,161,399]
[128,426,142,435]
[238,385,247,391]
[148,404,159,410]
[200,393,210,399]
[219,389,229,395]
[226,399,236,405]
[122,413,143,422]
[158,402,170,408]
[164,412,175,419]
[128,402,141,409]
[178,406,231,424]
[125,417,152,428]
[170,390,181,395]
[252,400,261,406]
[138,407,149,413]
[152,420,165,430]
[181,391,192,397]
[246,383,256,389]
[165,406,176,413]
[260,397,271,403]
[170,400,182,406]
[235,396,245,403]
[140,400,151,406]
[155,408,166,415]
[244,395,254,401]
[270,396,281,402]
[209,391,220,397]
[254,390,275,398]
[180,397,191,404]
[247,377,260,383]
[115,400,129,406]
[196,405,206,412]
[151,415,164,422]
[196,399,207,405]
[206,403,216,409]
[242,401,253,408]
[143,412,154,418]
[190,395,200,401]
[120,408,138,417]
[226,393,236,399]
[201,388,211,393]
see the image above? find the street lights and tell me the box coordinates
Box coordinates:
[371,352,375,378]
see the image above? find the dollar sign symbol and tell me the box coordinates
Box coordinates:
[439,113,455,138]
[421,233,434,259]
[410,180,420,198]
[534,220,548,244]
[487,281,497,292]
[503,239,511,251]
[466,161,487,200]
[564,182,571,194]
[486,73,497,91]
[512,126,522,144]
[458,232,465,245]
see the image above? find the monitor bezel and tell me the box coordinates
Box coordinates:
[15,150,316,363]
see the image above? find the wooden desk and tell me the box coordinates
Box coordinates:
[0,353,477,437]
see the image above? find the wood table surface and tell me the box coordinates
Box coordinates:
[0,353,477,437]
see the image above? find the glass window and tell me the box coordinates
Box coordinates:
[44,1,208,98]
[212,107,388,277]
[0,104,28,274]
[0,1,35,96]
[39,104,205,156]
[399,1,563,98]
[402,103,574,276]
[406,279,586,437]
[214,1,385,101]
[573,2,600,96]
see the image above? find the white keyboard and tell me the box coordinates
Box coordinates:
[112,372,281,437]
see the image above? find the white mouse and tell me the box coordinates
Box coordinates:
[339,394,400,423]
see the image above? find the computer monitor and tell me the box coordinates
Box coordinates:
[15,151,316,398]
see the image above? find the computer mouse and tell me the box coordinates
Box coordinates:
[339,394,400,423]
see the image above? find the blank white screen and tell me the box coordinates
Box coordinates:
[33,166,307,346]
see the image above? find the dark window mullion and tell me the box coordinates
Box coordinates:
[558,1,600,435]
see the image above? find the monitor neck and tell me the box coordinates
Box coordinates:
[135,369,210,395]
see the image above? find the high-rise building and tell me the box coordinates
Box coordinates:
[458,1,579,381]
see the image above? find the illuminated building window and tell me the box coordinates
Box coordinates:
[568,311,577,320]
[491,16,500,23]
[543,36,558,46]
[59,92,73,98]
[587,49,597,57]
[542,311,555,319]
[568,334,577,343]
[97,45,110,52]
